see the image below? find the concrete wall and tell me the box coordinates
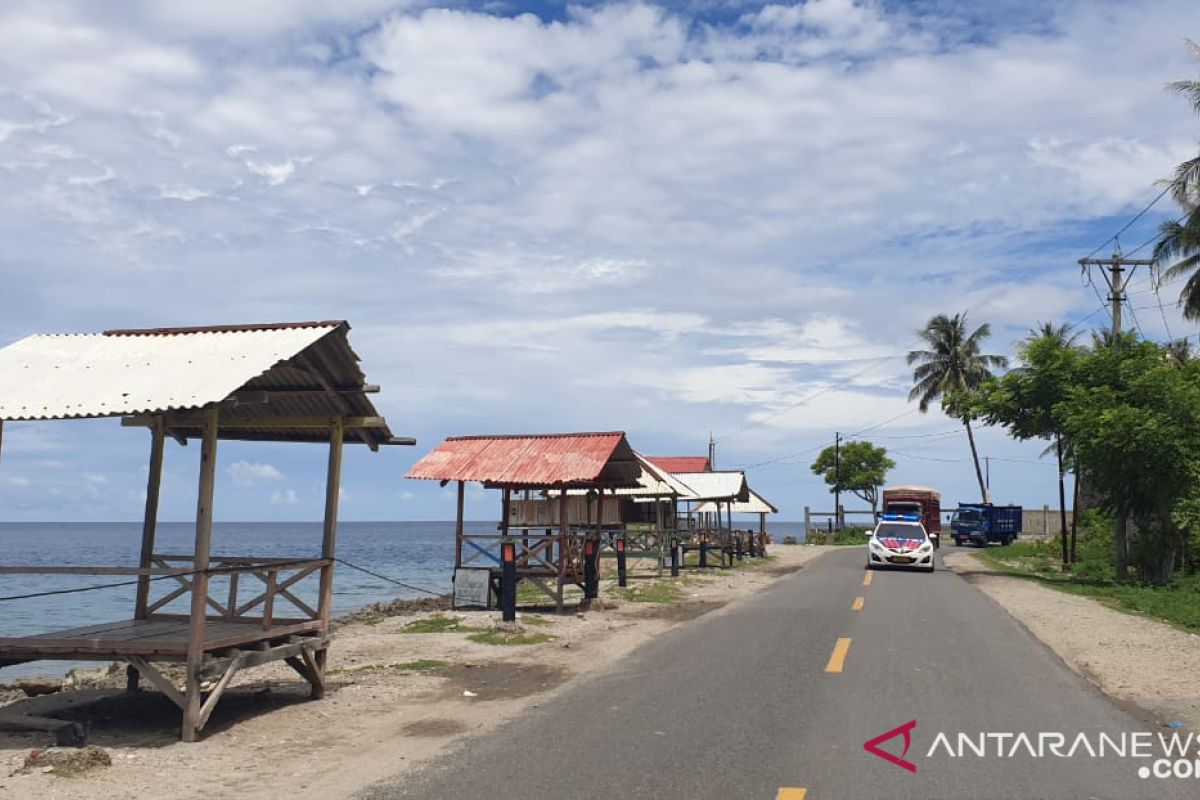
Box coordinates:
[1016,506,1072,539]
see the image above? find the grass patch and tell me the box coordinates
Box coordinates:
[467,630,555,646]
[395,659,450,671]
[975,546,1200,632]
[518,614,553,627]
[401,615,484,634]
[807,528,871,546]
[610,581,686,604]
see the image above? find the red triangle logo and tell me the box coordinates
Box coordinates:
[864,719,918,773]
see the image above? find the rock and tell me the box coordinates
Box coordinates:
[8,679,62,697]
[23,746,111,777]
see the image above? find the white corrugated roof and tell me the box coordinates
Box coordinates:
[673,470,748,501]
[559,453,700,499]
[695,487,778,515]
[0,325,339,421]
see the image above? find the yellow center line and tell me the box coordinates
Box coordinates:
[776,789,808,800]
[862,570,874,586]
[825,637,852,673]
[852,596,864,611]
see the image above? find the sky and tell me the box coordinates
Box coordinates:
[0,0,1198,523]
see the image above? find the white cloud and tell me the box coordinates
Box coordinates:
[270,488,299,505]
[0,0,1197,520]
[228,460,284,487]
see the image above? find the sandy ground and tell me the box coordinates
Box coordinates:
[0,545,833,799]
[944,551,1200,727]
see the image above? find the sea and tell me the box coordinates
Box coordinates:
[0,520,808,678]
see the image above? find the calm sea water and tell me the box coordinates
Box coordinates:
[0,520,806,678]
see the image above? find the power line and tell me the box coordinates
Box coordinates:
[713,352,905,443]
[1081,182,1176,261]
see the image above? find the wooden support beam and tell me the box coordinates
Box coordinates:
[127,655,186,711]
[196,655,241,731]
[135,418,166,621]
[317,417,344,628]
[295,351,379,451]
[123,415,387,430]
[182,406,218,743]
[455,481,465,569]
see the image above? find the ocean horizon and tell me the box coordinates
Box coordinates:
[0,519,808,678]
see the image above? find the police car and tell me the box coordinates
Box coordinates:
[866,514,936,573]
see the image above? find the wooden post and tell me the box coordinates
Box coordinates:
[454,481,465,569]
[557,490,568,610]
[182,406,218,743]
[128,417,166,692]
[317,417,345,627]
[499,487,511,609]
[311,417,344,700]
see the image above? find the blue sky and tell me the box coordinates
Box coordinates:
[0,0,1197,523]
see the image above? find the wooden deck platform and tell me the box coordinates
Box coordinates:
[0,617,323,665]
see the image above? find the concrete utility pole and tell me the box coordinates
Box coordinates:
[1077,251,1153,583]
[708,431,715,470]
[1078,251,1154,345]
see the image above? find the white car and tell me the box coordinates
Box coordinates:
[867,518,936,572]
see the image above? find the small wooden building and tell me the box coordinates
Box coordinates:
[405,432,642,609]
[0,321,412,742]
[695,486,779,549]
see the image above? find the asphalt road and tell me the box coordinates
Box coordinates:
[361,546,1195,800]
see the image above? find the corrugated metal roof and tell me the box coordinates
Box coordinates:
[695,487,778,514]
[0,322,404,447]
[646,456,711,473]
[672,470,749,502]
[406,432,642,488]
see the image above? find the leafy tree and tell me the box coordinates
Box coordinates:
[907,312,1008,501]
[1153,41,1200,317]
[1058,340,1200,584]
[972,323,1082,565]
[810,440,895,515]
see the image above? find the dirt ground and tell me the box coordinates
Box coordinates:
[944,551,1200,728]
[0,545,833,799]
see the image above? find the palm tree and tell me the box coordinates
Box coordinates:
[1154,41,1200,316]
[907,312,1008,501]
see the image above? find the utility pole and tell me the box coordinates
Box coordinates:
[1077,251,1153,583]
[708,431,715,470]
[834,432,841,531]
[1078,251,1154,346]
[984,456,990,495]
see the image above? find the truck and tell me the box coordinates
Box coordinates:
[880,485,941,535]
[950,503,1022,547]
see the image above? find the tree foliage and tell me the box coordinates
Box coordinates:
[973,333,1200,584]
[1154,40,1200,319]
[810,440,895,511]
[907,312,1008,501]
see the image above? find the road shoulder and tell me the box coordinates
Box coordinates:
[944,551,1200,729]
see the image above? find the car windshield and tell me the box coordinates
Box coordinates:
[874,523,926,541]
[954,509,983,524]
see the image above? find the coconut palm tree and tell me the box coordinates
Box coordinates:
[1154,41,1200,316]
[907,312,1008,501]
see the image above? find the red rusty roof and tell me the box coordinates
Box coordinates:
[646,456,711,474]
[406,432,642,487]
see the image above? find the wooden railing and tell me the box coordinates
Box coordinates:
[146,555,328,627]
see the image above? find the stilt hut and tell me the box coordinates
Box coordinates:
[671,471,750,567]
[0,321,412,742]
[549,453,700,574]
[405,432,642,609]
[694,486,779,556]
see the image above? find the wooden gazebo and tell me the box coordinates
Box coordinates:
[0,321,413,742]
[405,432,642,609]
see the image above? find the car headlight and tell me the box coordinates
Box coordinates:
[918,541,933,552]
